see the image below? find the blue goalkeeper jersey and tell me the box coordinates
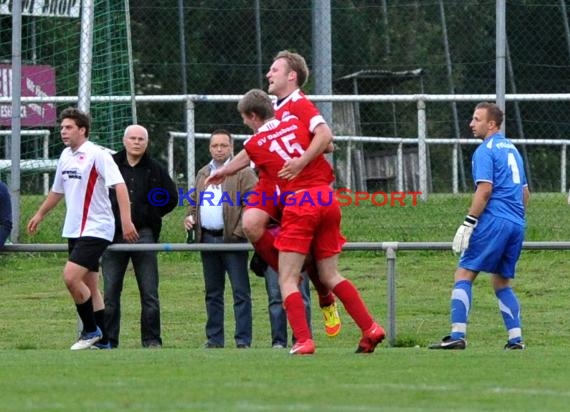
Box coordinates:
[472,132,527,226]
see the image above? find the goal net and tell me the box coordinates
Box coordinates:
[0,0,135,193]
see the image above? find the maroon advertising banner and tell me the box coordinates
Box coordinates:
[0,64,57,127]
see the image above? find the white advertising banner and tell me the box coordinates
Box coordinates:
[0,0,81,18]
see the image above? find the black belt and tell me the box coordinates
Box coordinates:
[202,228,224,236]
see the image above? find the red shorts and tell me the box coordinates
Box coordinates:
[275,186,346,261]
[245,180,282,222]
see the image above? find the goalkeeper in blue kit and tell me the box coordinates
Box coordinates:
[429,102,530,350]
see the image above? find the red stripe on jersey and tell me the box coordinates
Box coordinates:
[80,165,99,236]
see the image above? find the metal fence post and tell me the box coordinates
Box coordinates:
[561,144,566,193]
[185,98,195,189]
[168,132,174,179]
[417,99,427,201]
[385,243,397,347]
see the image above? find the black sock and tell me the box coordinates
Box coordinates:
[76,297,97,333]
[94,309,108,344]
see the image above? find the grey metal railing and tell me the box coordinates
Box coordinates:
[5,240,569,347]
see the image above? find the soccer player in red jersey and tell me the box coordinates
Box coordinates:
[206,89,385,355]
[244,50,341,337]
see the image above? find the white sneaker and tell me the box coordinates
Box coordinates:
[70,327,102,350]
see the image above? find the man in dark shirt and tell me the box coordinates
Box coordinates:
[101,124,177,348]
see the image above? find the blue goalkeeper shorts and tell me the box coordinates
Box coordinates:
[458,214,525,278]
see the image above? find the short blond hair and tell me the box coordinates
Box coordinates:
[273,50,309,87]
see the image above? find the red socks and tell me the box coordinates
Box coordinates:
[254,229,335,310]
[283,291,312,342]
[332,279,374,331]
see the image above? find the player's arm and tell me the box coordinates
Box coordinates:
[523,186,530,209]
[278,122,333,180]
[467,181,492,217]
[114,182,139,242]
[27,191,64,234]
[205,149,251,186]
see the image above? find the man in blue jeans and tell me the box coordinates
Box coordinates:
[0,180,12,248]
[101,124,177,349]
[184,129,257,348]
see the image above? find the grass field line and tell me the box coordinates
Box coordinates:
[220,380,570,400]
[488,386,570,397]
[19,401,382,412]
[335,382,570,398]
[234,402,380,411]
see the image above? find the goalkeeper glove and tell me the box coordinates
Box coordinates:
[452,215,478,255]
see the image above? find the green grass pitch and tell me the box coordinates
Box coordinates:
[1,193,570,411]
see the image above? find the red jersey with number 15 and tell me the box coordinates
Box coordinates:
[244,118,334,193]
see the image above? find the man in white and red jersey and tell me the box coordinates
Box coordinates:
[244,50,341,338]
[27,107,138,350]
[207,89,385,355]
